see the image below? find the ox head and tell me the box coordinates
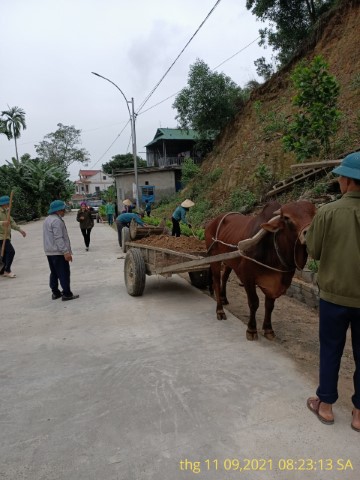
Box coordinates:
[237,201,316,269]
[260,201,316,244]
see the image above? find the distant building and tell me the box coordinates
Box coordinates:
[145,128,203,168]
[74,169,113,197]
[113,166,181,211]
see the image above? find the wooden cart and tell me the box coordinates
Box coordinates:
[123,241,242,296]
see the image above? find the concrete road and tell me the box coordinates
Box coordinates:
[0,213,358,480]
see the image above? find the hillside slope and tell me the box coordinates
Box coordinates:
[200,0,360,204]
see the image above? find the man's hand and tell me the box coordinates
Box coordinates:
[64,253,73,262]
[20,229,26,237]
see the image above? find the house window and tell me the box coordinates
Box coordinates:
[81,186,84,192]
[86,185,89,193]
[103,175,106,180]
[95,186,100,193]
[141,186,154,196]
[145,181,149,185]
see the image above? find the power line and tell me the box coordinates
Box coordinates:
[138,36,261,116]
[90,120,130,167]
[213,36,260,70]
[136,0,223,115]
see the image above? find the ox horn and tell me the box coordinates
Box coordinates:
[237,215,280,251]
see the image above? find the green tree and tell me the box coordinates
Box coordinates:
[246,0,336,76]
[0,118,12,139]
[1,106,27,160]
[173,59,244,141]
[102,153,146,174]
[35,123,89,168]
[181,158,201,186]
[283,55,341,162]
[0,154,74,219]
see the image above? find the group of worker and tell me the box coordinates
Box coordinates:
[1,152,359,432]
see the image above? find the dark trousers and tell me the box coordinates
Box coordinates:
[81,228,92,247]
[107,214,114,225]
[171,217,181,237]
[317,299,360,408]
[47,255,72,297]
[116,222,129,247]
[0,239,15,274]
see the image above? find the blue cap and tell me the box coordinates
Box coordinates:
[0,195,10,206]
[48,200,66,214]
[332,152,360,180]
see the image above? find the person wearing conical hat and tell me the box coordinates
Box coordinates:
[306,152,360,431]
[122,199,133,213]
[0,195,27,278]
[171,199,195,237]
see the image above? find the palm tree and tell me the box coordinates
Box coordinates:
[0,118,12,139]
[1,106,26,161]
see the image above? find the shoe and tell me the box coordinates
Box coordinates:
[3,272,16,278]
[52,292,63,300]
[307,397,334,425]
[62,294,79,301]
[86,247,89,251]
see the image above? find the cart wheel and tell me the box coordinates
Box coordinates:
[121,227,130,253]
[189,269,210,289]
[124,248,146,296]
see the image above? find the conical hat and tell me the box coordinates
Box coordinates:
[123,199,132,206]
[181,199,195,208]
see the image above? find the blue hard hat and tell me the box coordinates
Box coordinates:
[0,195,10,206]
[48,200,66,214]
[332,152,360,180]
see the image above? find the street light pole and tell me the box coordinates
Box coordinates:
[91,71,140,210]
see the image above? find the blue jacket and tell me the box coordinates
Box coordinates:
[116,213,144,226]
[172,206,188,224]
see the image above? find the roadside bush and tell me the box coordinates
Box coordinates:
[229,188,256,212]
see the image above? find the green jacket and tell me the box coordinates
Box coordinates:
[105,203,115,215]
[0,207,21,240]
[306,191,360,308]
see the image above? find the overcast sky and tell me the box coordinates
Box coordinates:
[0,0,271,179]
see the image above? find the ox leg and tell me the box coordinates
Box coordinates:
[262,296,276,340]
[210,263,227,320]
[244,283,259,341]
[220,265,232,305]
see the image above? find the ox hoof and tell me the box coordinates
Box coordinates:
[264,330,276,340]
[216,312,227,320]
[246,329,258,341]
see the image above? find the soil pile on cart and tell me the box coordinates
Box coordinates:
[133,235,207,253]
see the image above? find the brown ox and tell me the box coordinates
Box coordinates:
[205,201,316,340]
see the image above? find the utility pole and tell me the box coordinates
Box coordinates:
[91,72,140,210]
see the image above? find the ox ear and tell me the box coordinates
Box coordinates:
[260,217,283,233]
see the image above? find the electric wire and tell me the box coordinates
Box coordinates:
[136,0,222,115]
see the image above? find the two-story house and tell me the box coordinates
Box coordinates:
[74,169,113,197]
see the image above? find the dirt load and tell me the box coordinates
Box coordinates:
[133,235,207,253]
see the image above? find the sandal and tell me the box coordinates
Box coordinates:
[307,397,334,425]
[3,272,16,278]
[351,409,360,432]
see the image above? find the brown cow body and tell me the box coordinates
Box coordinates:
[205,201,316,340]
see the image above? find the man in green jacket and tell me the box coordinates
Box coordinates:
[105,201,115,226]
[0,195,27,278]
[306,152,360,432]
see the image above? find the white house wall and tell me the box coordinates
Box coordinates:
[115,171,176,209]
